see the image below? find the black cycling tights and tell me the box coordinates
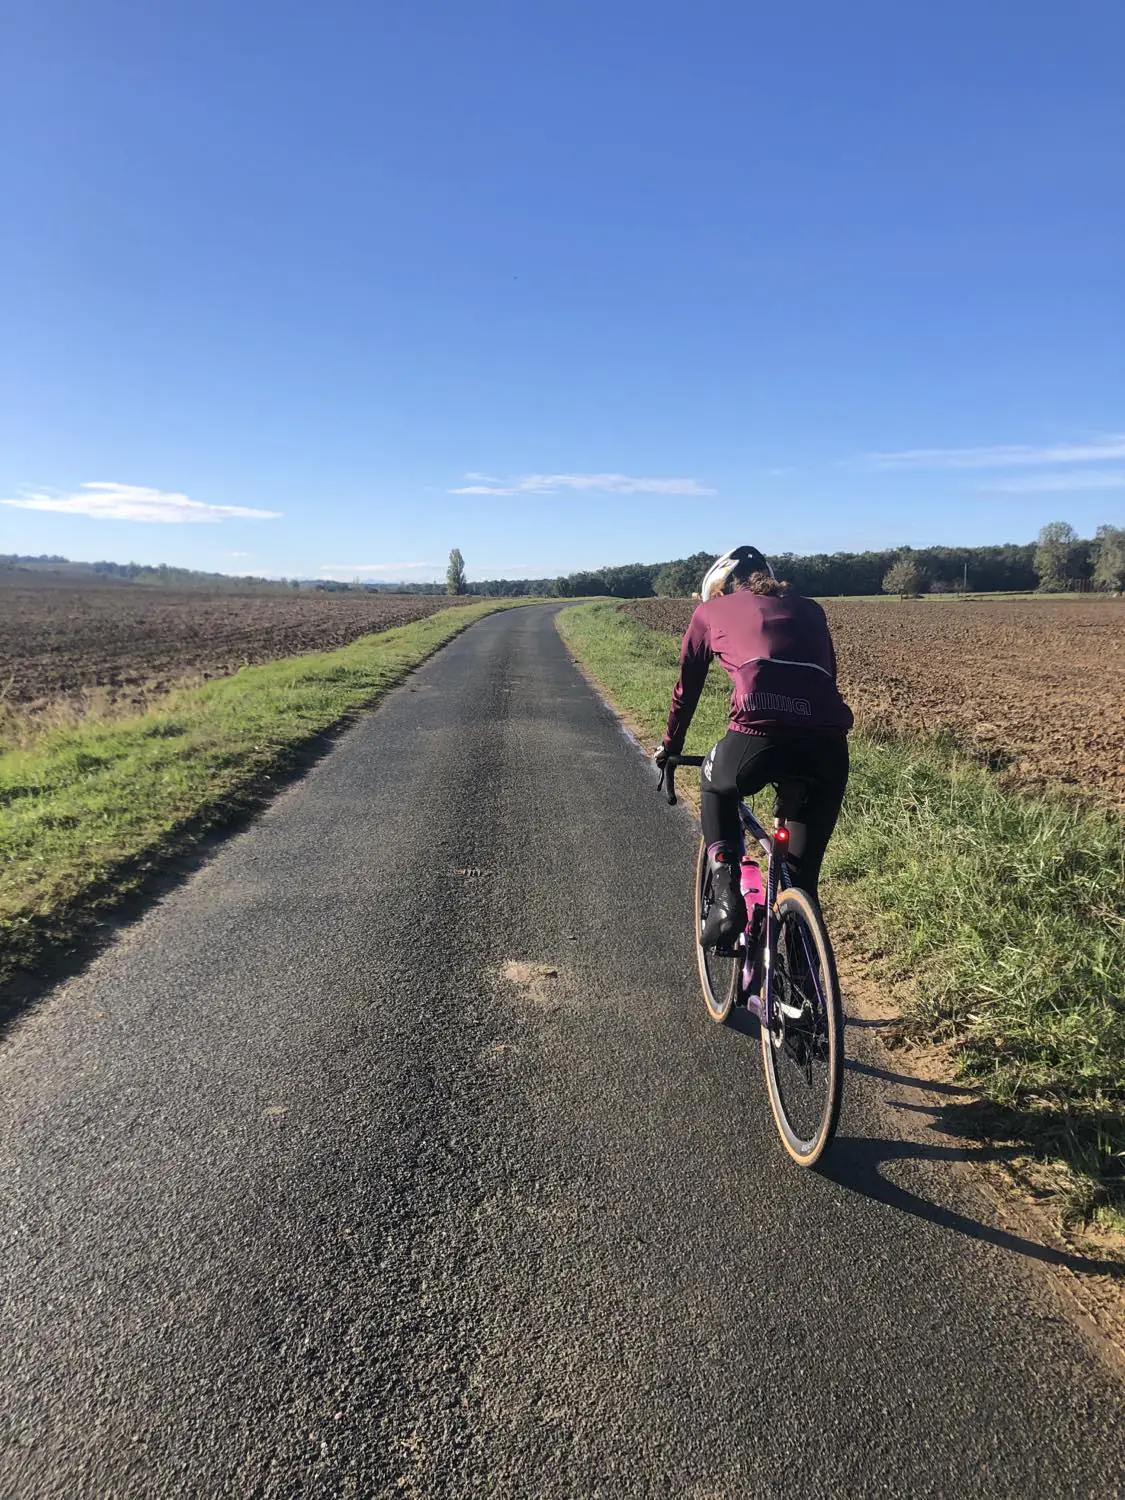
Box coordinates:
[700,729,849,902]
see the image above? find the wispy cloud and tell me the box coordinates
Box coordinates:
[858,435,1125,471]
[451,485,524,495]
[978,470,1125,494]
[318,562,438,574]
[0,482,281,523]
[448,471,715,497]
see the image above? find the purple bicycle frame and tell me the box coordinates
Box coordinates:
[737,800,823,1034]
[657,751,824,1032]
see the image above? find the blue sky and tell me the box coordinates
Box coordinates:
[2,0,1122,583]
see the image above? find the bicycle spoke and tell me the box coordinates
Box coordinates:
[763,892,842,1162]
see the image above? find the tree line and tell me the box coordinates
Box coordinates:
[1,554,290,589]
[881,523,1125,598]
[460,522,1125,599]
[9,521,1123,601]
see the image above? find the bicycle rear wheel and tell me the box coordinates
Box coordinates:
[694,838,739,1023]
[761,887,843,1165]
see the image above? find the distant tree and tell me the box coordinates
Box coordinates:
[598,561,657,597]
[446,547,467,596]
[1093,525,1125,592]
[472,576,559,597]
[558,569,610,597]
[883,558,923,598]
[1034,520,1077,591]
[654,551,715,596]
[652,563,685,596]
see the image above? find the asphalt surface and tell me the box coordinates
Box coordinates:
[2,604,1123,1499]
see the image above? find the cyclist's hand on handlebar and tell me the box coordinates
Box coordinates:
[654,743,681,803]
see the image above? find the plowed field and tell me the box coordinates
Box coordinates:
[620,597,1125,809]
[1,576,475,711]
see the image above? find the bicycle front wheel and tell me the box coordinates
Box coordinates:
[694,838,739,1023]
[761,887,843,1166]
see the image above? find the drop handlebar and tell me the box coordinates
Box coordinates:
[657,752,704,805]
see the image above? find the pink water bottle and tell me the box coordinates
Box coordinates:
[740,858,765,910]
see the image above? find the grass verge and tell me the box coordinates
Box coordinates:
[1,600,533,992]
[558,601,1125,1228]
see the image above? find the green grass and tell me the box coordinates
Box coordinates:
[0,600,532,989]
[559,601,1125,1225]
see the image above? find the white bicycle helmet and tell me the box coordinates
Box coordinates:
[700,545,776,601]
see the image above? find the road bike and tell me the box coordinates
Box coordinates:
[660,753,844,1166]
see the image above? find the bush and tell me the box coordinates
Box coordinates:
[883,559,924,598]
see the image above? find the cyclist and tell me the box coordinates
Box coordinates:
[655,545,853,947]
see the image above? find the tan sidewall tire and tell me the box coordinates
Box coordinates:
[694,838,737,1024]
[760,885,843,1166]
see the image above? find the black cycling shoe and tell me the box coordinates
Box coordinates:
[701,857,747,950]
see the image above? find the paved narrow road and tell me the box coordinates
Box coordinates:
[2,605,1123,1498]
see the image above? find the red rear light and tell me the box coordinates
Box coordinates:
[774,825,790,847]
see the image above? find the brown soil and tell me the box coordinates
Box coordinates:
[0,574,474,714]
[620,596,1125,810]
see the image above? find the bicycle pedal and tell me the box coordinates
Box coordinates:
[709,938,741,957]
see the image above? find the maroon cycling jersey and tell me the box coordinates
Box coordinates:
[663,591,853,752]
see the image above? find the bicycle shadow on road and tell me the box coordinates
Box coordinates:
[822,1059,1124,1280]
[718,1011,1121,1279]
